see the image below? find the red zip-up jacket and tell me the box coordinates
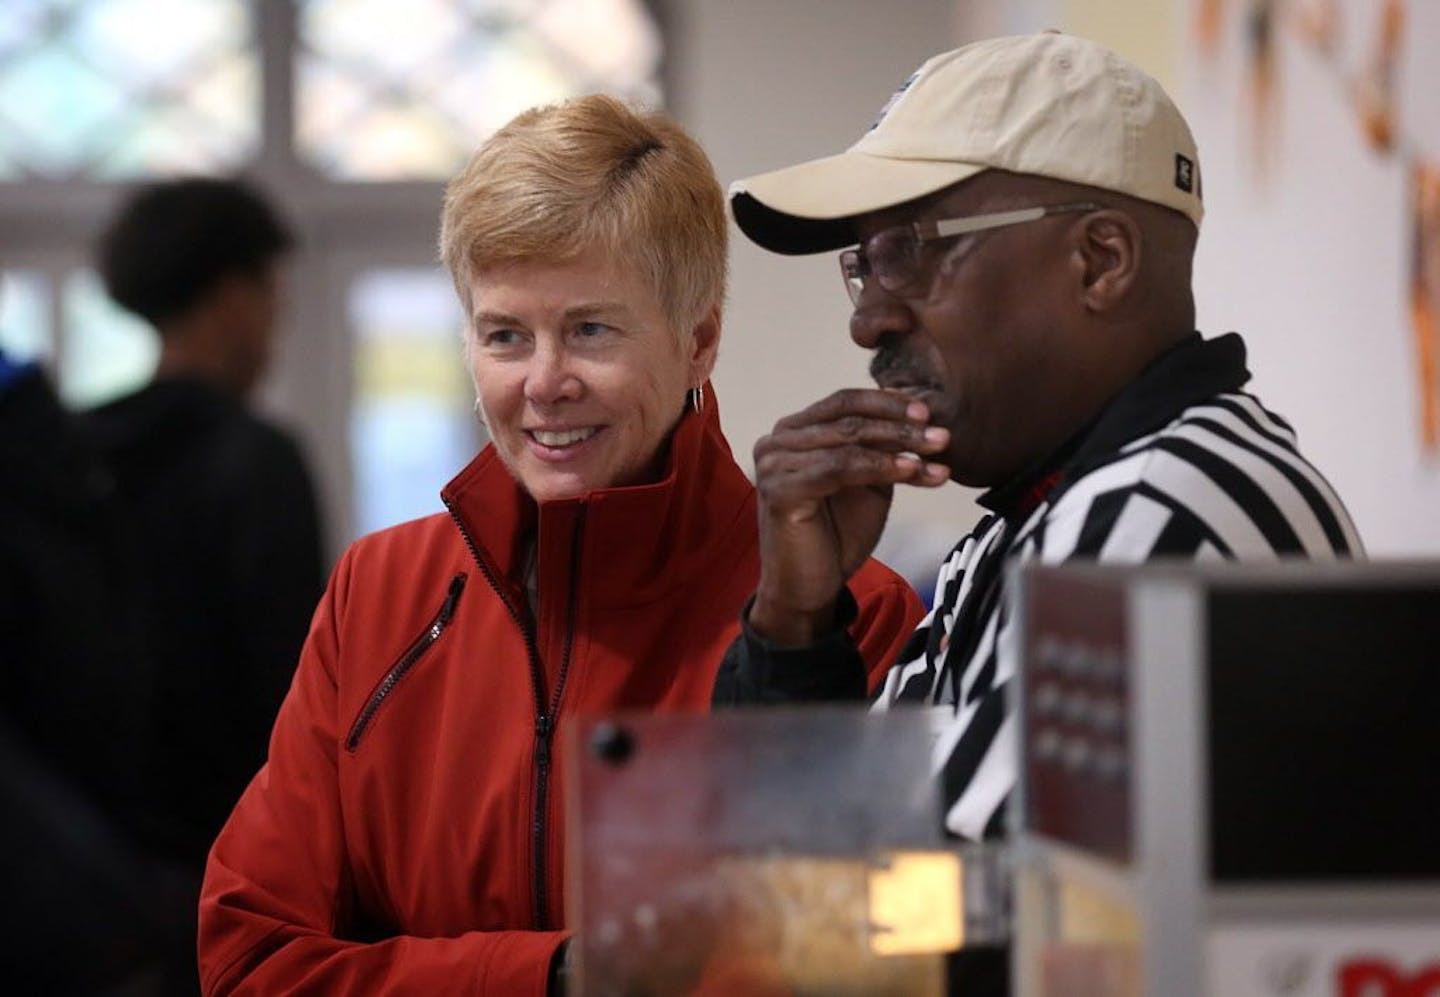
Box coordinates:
[198,397,923,995]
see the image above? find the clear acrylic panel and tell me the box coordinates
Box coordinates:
[0,0,257,179]
[297,0,661,180]
[567,708,959,996]
[348,267,479,537]
[57,269,157,408]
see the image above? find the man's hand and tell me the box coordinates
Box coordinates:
[749,388,950,646]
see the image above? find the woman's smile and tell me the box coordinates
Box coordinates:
[525,425,604,461]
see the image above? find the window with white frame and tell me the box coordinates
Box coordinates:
[0,0,664,544]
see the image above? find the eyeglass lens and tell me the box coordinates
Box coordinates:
[840,228,925,305]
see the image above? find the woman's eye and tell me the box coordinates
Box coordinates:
[482,328,520,347]
[575,321,611,340]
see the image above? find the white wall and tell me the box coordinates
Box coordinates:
[664,0,976,585]
[1179,0,1440,554]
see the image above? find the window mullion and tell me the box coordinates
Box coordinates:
[47,260,69,377]
[254,0,303,183]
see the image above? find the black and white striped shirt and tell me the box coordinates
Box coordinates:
[715,333,1362,839]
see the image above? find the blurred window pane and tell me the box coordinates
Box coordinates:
[297,0,662,180]
[0,269,53,363]
[0,0,258,179]
[350,268,479,536]
[58,270,158,407]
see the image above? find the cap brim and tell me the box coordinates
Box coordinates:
[729,151,987,255]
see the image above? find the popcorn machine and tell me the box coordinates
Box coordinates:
[1012,562,1440,997]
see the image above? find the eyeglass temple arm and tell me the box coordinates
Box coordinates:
[926,201,1101,240]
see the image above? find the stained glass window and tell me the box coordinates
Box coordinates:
[297,0,662,179]
[0,0,258,179]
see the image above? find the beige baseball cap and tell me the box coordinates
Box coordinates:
[730,32,1203,255]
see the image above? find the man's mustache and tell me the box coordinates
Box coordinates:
[869,342,941,389]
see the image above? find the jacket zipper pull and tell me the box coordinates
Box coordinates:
[438,573,466,625]
[535,714,553,767]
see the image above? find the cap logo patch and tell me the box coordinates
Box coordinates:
[1175,153,1195,194]
[869,70,919,132]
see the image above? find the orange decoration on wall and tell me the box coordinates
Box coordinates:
[1197,0,1225,55]
[1198,0,1437,453]
[1412,164,1440,452]
[1245,0,1280,175]
[1354,0,1404,154]
[1292,0,1339,55]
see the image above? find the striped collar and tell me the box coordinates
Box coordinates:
[979,332,1251,517]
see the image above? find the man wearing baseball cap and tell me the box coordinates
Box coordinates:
[715,32,1361,985]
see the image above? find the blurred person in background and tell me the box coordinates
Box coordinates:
[86,177,326,870]
[197,95,923,995]
[0,346,189,992]
[81,178,326,994]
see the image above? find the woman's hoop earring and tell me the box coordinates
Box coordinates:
[688,384,705,414]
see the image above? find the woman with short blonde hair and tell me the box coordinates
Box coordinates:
[199,95,922,995]
[442,94,727,336]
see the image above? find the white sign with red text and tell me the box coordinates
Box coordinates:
[1208,922,1440,996]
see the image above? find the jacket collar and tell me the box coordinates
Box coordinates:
[440,383,756,611]
[979,332,1251,518]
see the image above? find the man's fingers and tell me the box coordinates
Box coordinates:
[755,387,951,503]
[891,454,952,488]
[772,387,929,433]
[761,416,950,457]
[906,458,952,487]
[756,445,949,503]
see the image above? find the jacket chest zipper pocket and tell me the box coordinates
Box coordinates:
[345,573,466,752]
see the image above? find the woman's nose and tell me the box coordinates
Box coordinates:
[523,342,582,405]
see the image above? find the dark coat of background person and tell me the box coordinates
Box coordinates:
[83,177,326,867]
[0,360,193,993]
[84,379,325,861]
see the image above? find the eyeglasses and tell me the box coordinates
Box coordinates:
[838,201,1101,305]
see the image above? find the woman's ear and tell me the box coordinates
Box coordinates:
[1074,210,1142,314]
[686,304,722,384]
